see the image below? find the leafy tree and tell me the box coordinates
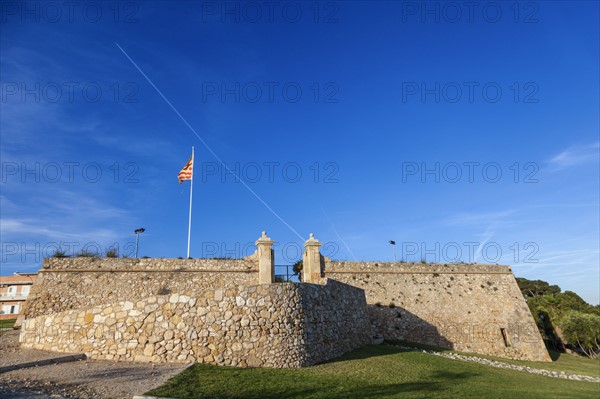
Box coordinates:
[292,260,303,281]
[561,311,600,359]
[517,277,600,355]
[560,291,600,315]
[516,277,561,298]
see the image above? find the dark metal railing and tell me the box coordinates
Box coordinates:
[274,264,298,282]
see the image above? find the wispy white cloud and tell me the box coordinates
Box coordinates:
[443,210,517,228]
[548,141,600,171]
[473,228,495,263]
[0,218,118,242]
[0,195,17,211]
[537,248,600,264]
[1,185,135,248]
[321,207,357,261]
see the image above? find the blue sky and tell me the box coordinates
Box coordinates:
[1,1,598,304]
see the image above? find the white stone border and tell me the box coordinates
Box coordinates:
[391,344,600,383]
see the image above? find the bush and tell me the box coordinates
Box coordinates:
[76,249,97,257]
[105,248,118,258]
[50,248,69,258]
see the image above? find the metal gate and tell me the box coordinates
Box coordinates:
[274,264,297,282]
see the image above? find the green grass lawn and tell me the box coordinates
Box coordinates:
[0,319,16,329]
[147,345,599,399]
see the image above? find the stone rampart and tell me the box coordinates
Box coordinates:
[19,279,371,368]
[22,257,258,319]
[324,261,551,362]
[18,233,551,365]
[300,279,372,364]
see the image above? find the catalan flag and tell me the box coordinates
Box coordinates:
[179,147,195,258]
[178,153,193,183]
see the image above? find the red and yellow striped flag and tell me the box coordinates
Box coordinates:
[178,153,193,183]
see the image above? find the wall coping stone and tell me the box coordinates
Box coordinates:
[42,257,256,271]
[39,268,258,273]
[325,261,512,274]
[326,270,511,275]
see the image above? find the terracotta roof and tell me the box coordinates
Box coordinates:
[0,274,38,285]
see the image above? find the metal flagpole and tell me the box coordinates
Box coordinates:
[187,146,194,258]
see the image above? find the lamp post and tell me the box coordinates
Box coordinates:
[389,240,396,262]
[134,228,145,258]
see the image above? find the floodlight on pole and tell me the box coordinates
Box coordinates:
[389,240,396,262]
[134,228,145,258]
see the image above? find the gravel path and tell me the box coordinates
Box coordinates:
[0,330,188,398]
[0,330,74,368]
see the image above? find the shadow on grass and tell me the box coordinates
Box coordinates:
[430,370,480,380]
[226,381,446,399]
[321,344,407,364]
[148,356,481,399]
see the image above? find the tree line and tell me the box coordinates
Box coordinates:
[516,277,600,359]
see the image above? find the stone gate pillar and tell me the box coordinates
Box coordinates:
[256,231,274,284]
[303,233,323,283]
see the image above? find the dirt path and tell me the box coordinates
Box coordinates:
[0,330,187,398]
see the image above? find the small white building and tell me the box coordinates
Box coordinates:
[0,272,37,320]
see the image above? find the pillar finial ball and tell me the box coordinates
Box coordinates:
[262,231,267,237]
[309,233,314,239]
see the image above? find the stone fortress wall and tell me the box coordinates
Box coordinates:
[20,279,370,368]
[19,231,551,367]
[323,261,551,362]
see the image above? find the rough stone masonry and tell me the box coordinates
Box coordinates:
[19,232,550,367]
[324,261,550,362]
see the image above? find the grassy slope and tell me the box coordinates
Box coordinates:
[392,341,600,378]
[147,345,599,399]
